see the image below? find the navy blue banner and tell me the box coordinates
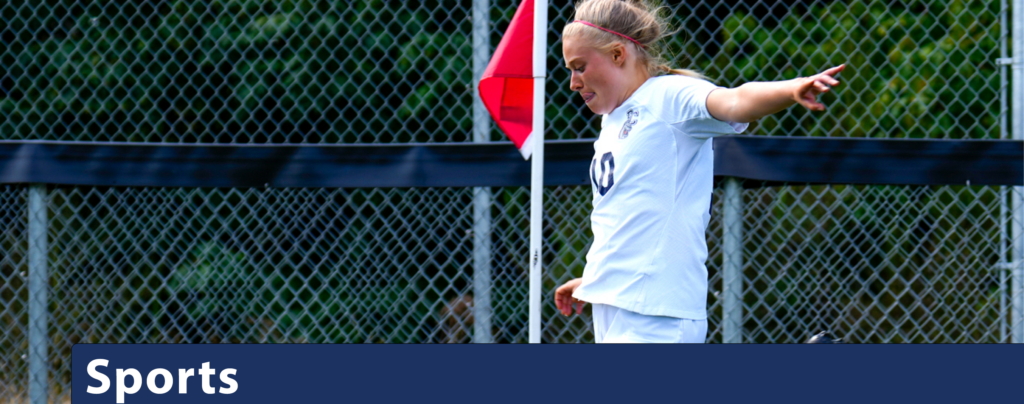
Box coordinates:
[714,136,1023,186]
[72,344,1023,404]
[0,140,593,188]
[2,137,1021,188]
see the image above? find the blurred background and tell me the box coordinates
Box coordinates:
[0,0,1019,401]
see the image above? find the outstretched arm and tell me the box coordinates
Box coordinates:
[706,65,845,123]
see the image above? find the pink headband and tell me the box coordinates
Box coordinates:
[571,20,646,49]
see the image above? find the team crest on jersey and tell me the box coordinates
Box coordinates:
[619,109,639,139]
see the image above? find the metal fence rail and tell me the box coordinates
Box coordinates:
[0,0,1020,403]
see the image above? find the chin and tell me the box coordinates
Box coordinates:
[585,103,609,115]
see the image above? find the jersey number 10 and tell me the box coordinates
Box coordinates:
[590,152,615,196]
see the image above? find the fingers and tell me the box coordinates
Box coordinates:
[796,78,820,99]
[554,278,586,316]
[809,69,840,85]
[556,293,571,316]
[555,288,576,316]
[794,65,846,112]
[817,75,840,87]
[555,290,585,316]
[795,76,833,112]
[811,65,844,89]
[801,98,826,111]
[821,64,845,77]
[554,287,568,315]
[813,81,830,93]
[800,88,826,110]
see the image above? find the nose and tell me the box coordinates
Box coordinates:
[570,71,583,92]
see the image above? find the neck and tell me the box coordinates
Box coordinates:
[615,65,651,111]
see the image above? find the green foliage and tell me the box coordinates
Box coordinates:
[699,0,1002,139]
[1,0,475,142]
[0,1,1002,142]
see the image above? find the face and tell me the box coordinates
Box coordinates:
[562,35,631,115]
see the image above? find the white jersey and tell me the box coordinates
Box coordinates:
[571,75,748,320]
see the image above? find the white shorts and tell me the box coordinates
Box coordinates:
[593,303,708,343]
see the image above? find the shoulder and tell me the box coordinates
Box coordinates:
[640,75,720,122]
[647,74,712,91]
[647,75,720,104]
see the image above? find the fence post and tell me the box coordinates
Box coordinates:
[471,0,493,343]
[722,177,744,343]
[27,184,49,404]
[1010,0,1024,344]
[998,0,1011,343]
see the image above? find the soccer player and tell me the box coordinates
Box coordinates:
[552,0,844,343]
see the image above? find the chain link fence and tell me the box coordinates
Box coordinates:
[0,186,28,401]
[0,0,1020,402]
[1,1,1006,142]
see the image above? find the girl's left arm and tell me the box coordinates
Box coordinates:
[706,64,845,123]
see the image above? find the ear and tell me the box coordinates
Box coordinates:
[609,43,626,67]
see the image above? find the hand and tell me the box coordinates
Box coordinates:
[554,278,586,316]
[793,64,845,111]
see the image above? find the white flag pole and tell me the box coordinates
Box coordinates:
[528,0,547,344]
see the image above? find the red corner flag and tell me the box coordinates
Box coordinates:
[479,0,537,160]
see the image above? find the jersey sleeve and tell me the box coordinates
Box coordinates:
[664,76,749,139]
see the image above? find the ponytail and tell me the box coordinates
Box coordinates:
[656,64,706,80]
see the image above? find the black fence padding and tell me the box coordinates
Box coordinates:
[0,140,591,188]
[0,137,1020,188]
[714,136,1022,187]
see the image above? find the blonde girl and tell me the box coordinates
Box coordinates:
[553,0,844,343]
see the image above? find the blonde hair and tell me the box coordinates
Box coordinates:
[562,0,706,80]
